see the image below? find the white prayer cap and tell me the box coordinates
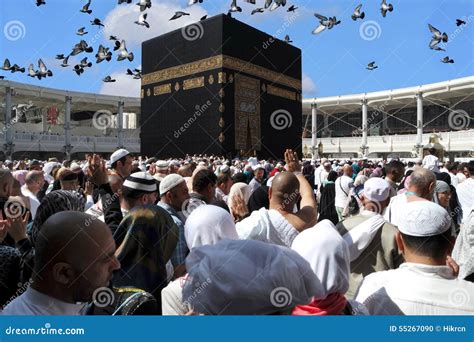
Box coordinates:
[252,164,264,171]
[362,178,390,202]
[320,157,328,164]
[156,160,170,170]
[159,174,185,195]
[70,162,81,172]
[123,172,157,193]
[218,165,230,173]
[398,200,451,237]
[110,148,130,165]
[169,160,180,167]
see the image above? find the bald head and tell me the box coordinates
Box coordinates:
[0,169,13,197]
[270,172,299,203]
[343,165,353,177]
[108,174,123,195]
[34,211,113,276]
[409,168,436,200]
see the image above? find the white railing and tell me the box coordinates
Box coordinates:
[302,130,474,155]
[0,132,140,154]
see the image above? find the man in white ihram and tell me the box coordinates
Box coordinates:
[355,200,474,315]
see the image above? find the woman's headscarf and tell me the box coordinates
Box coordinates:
[12,170,28,187]
[184,205,238,250]
[435,180,451,194]
[113,205,178,307]
[30,190,86,245]
[227,182,251,209]
[291,220,350,315]
[114,205,178,263]
[183,239,323,315]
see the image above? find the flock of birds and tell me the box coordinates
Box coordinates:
[0,0,467,82]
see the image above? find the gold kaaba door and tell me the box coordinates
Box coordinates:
[234,74,261,155]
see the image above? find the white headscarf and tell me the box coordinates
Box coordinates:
[291,220,350,297]
[183,239,324,315]
[184,205,238,249]
[227,182,251,208]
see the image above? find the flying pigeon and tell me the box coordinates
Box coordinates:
[76,27,88,36]
[366,61,378,70]
[200,15,207,21]
[36,0,45,6]
[117,40,134,61]
[312,13,341,34]
[118,0,132,3]
[441,56,454,63]
[287,5,297,12]
[28,59,53,79]
[56,54,66,60]
[103,76,116,82]
[70,40,93,56]
[136,0,152,12]
[456,19,466,26]
[1,59,25,73]
[60,56,70,67]
[251,8,264,15]
[380,0,393,18]
[80,0,92,14]
[351,4,365,21]
[73,65,85,76]
[95,45,112,63]
[264,0,272,9]
[126,68,141,79]
[188,0,204,5]
[428,24,448,51]
[229,0,242,13]
[79,57,93,68]
[269,0,286,11]
[170,11,190,20]
[109,35,119,41]
[135,12,150,28]
[10,64,25,73]
[284,35,292,43]
[90,18,104,27]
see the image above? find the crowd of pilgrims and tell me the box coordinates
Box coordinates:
[0,147,472,315]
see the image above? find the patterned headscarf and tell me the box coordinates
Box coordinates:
[30,190,86,245]
[113,205,178,304]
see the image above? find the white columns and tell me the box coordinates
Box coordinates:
[361,99,368,158]
[64,96,72,160]
[311,102,317,161]
[117,101,124,149]
[416,93,423,159]
[4,87,14,159]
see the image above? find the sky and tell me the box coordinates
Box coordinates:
[0,0,473,99]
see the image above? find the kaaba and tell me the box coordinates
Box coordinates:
[141,14,302,159]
